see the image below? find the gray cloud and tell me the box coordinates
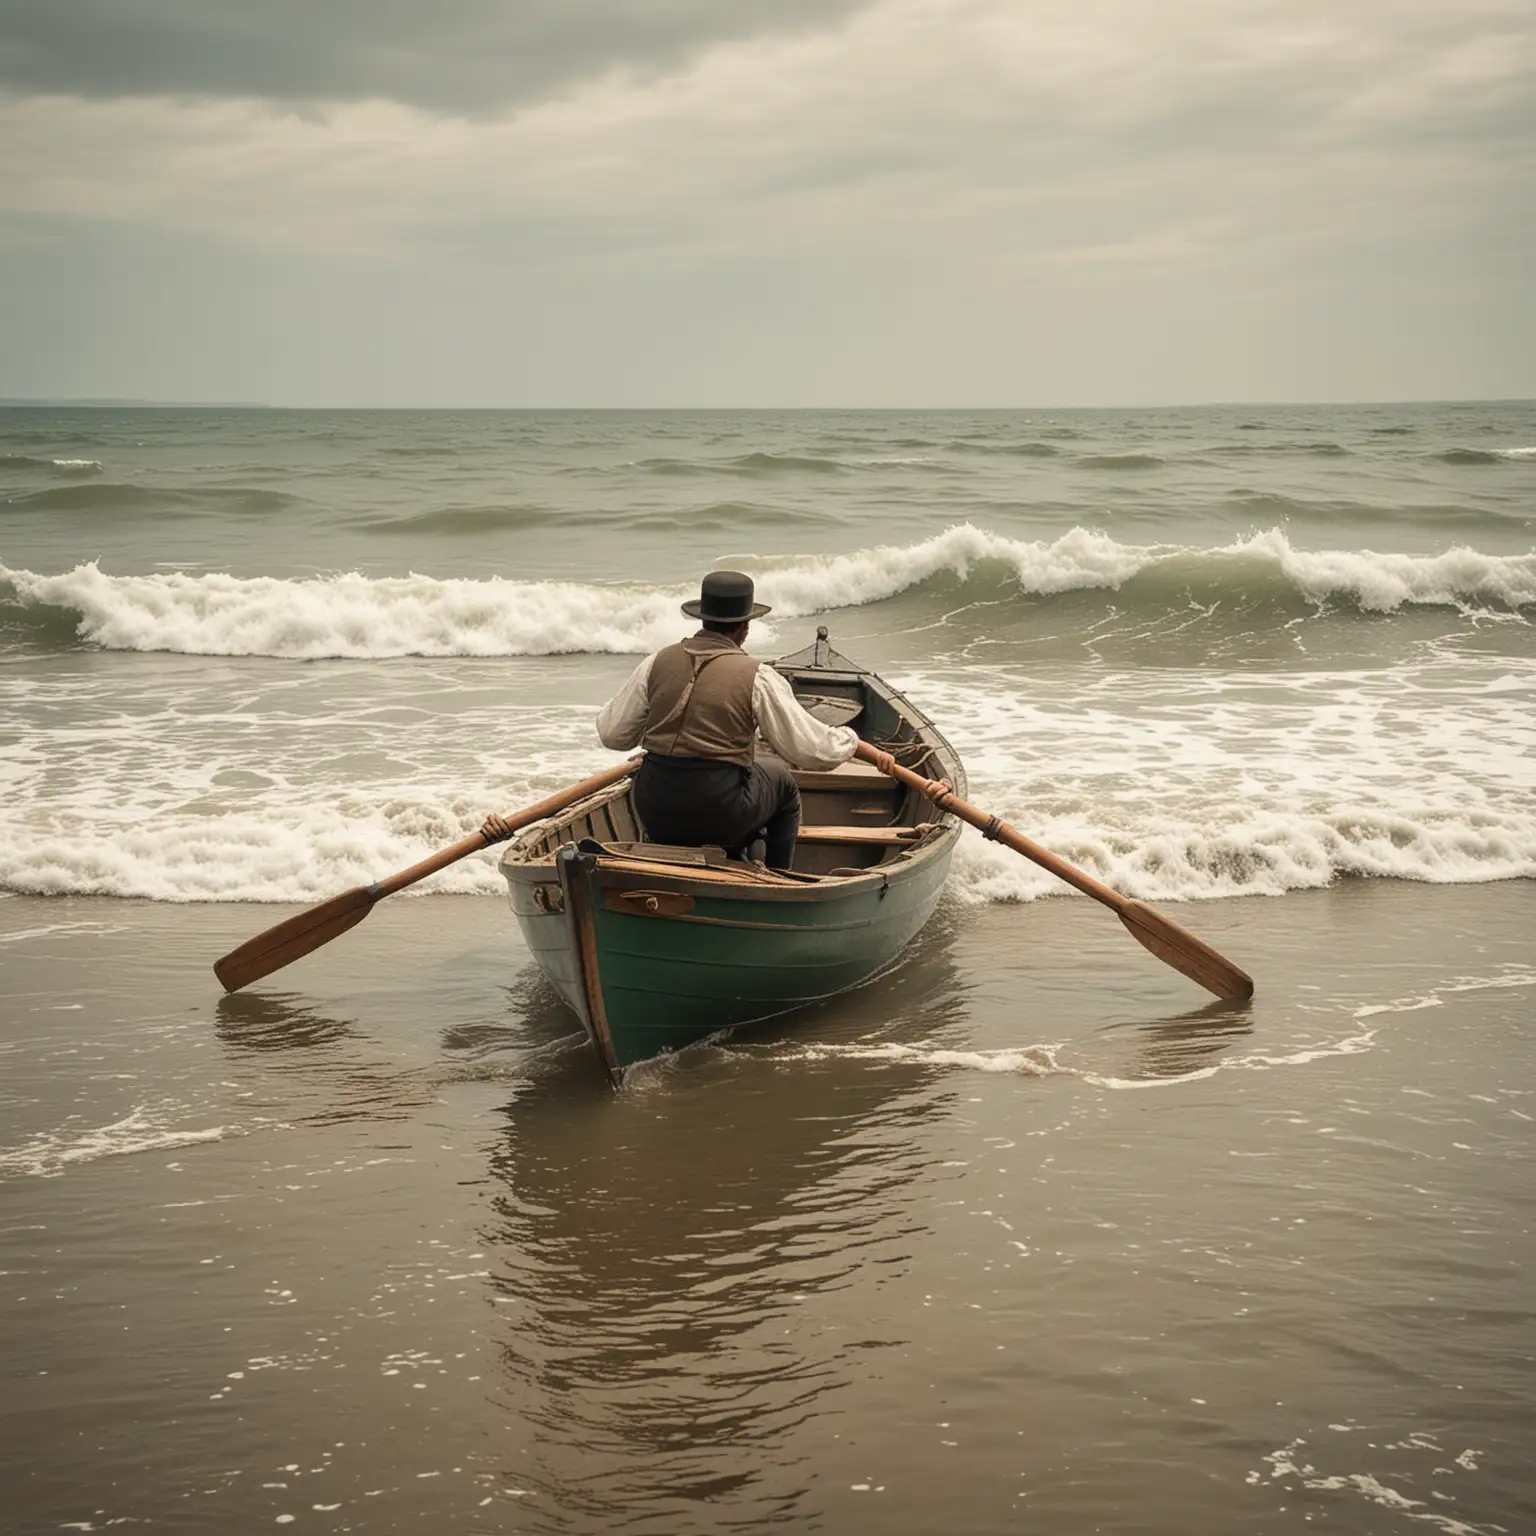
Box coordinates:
[0,0,1530,405]
[0,0,869,110]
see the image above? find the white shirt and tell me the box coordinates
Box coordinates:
[596,651,859,772]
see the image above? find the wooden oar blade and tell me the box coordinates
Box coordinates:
[1118,899,1254,1002]
[213,886,377,993]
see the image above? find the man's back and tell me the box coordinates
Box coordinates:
[640,632,760,766]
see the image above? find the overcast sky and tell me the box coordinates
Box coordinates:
[1,0,1531,406]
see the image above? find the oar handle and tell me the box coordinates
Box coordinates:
[856,743,1128,911]
[372,756,642,900]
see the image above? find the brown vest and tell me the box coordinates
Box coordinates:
[641,631,761,767]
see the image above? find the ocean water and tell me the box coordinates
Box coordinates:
[1,403,1534,1534]
[2,403,1533,905]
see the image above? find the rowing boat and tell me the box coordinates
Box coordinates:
[497,628,965,1081]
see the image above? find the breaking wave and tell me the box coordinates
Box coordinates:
[2,526,1532,659]
[1,454,103,476]
[1437,447,1536,466]
[947,808,1536,905]
[2,785,1530,905]
[1,637,1530,904]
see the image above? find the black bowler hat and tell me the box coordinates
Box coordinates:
[681,570,771,622]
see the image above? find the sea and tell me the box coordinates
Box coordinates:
[1,402,1533,1534]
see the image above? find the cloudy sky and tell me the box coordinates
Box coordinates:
[1,0,1532,406]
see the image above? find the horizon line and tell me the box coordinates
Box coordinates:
[3,396,1534,412]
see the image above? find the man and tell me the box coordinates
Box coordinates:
[590,570,892,870]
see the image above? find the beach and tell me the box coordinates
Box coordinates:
[2,402,1533,1532]
[3,884,1533,1532]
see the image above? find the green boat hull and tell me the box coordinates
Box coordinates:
[509,839,955,1072]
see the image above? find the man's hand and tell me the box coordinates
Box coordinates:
[479,812,514,844]
[922,777,955,805]
[865,749,898,777]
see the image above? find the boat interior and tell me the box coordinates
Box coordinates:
[503,649,962,884]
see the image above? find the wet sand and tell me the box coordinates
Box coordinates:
[1,879,1533,1534]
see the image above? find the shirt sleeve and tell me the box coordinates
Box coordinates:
[752,666,860,771]
[595,654,655,750]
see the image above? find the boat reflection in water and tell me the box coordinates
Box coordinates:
[477,915,968,1528]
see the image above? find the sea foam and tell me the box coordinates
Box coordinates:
[1,667,1531,905]
[3,795,1529,905]
[0,1105,239,1180]
[3,526,1532,658]
[947,806,1536,905]
[0,453,102,474]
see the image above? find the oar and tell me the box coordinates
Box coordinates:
[856,743,1253,1001]
[213,757,642,993]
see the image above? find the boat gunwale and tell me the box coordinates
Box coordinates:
[503,819,959,904]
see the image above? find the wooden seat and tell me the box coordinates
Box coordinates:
[790,760,893,791]
[795,824,922,845]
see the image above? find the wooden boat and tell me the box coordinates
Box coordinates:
[497,628,965,1082]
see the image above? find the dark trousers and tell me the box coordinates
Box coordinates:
[632,754,802,870]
